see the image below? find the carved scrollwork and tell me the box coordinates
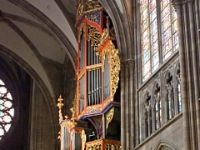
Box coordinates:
[76,1,84,24]
[88,25,101,52]
[85,0,102,13]
[81,130,87,150]
[102,41,120,97]
[86,139,102,149]
[61,120,70,131]
[105,139,121,150]
[99,29,109,48]
[58,92,77,132]
[71,91,78,121]
[106,107,114,129]
[86,105,102,113]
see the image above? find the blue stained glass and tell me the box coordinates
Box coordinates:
[151,19,157,32]
[152,52,159,65]
[178,84,182,112]
[162,15,171,31]
[162,28,171,43]
[143,51,150,64]
[150,8,157,21]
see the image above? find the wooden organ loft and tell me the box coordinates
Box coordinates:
[57,0,121,149]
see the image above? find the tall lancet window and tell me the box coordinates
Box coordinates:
[140,0,159,81]
[154,83,161,130]
[176,65,182,113]
[140,0,179,81]
[161,0,179,60]
[177,82,181,112]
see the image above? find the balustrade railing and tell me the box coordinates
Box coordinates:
[86,139,121,150]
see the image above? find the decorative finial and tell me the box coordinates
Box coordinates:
[57,95,64,122]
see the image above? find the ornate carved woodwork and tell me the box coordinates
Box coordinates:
[58,0,121,149]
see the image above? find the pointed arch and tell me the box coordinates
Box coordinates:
[155,140,179,150]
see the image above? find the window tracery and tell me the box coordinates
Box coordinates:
[0,79,14,140]
[176,64,182,113]
[154,83,161,130]
[144,91,152,137]
[166,72,174,120]
[140,0,179,81]
[140,62,183,141]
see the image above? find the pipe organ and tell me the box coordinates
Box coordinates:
[57,0,121,149]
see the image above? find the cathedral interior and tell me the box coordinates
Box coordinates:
[0,0,200,150]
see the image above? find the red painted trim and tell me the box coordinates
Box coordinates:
[86,18,103,33]
[100,39,110,51]
[84,18,87,113]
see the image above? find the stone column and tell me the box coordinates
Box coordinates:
[129,59,135,148]
[120,62,126,149]
[172,1,190,149]
[29,81,56,150]
[188,1,200,148]
[125,61,130,148]
[121,59,135,149]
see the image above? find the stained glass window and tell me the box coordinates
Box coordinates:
[141,0,159,81]
[161,0,179,60]
[177,83,182,113]
[0,79,14,140]
[140,0,179,81]
[167,95,172,120]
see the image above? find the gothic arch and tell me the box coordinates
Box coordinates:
[152,82,160,96]
[0,45,58,145]
[155,140,179,150]
[8,0,77,69]
[98,0,133,61]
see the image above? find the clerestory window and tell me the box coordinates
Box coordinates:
[140,0,179,81]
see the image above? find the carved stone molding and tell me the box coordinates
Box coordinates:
[121,59,135,68]
[171,0,193,7]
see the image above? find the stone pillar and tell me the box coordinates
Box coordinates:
[129,59,135,148]
[29,81,56,150]
[121,59,135,150]
[188,1,200,148]
[172,1,190,149]
[120,61,126,149]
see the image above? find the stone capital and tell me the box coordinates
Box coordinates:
[121,59,135,68]
[171,0,193,6]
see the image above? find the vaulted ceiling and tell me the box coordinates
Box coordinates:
[0,0,79,98]
[0,0,124,100]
